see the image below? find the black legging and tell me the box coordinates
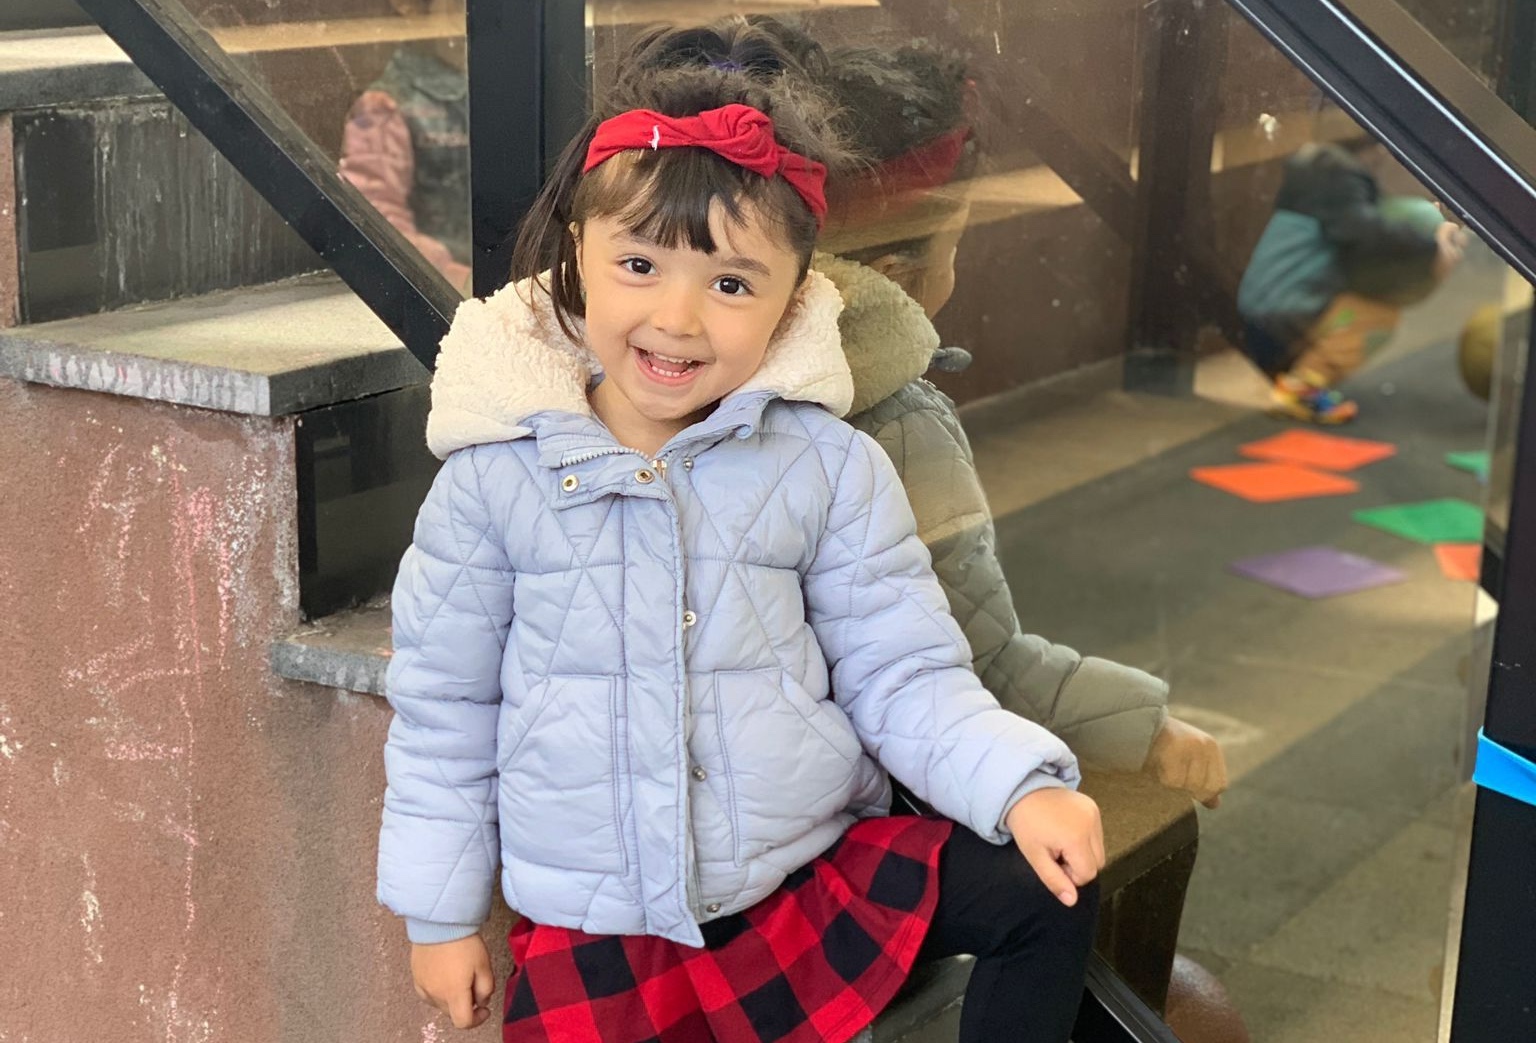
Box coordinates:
[917,824,1100,1043]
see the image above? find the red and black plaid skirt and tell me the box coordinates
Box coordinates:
[502,815,953,1043]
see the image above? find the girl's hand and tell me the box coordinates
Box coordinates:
[1005,788,1105,907]
[411,934,496,1030]
[1144,715,1229,809]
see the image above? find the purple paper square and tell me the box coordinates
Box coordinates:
[1229,546,1408,599]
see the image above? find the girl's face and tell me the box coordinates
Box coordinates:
[576,202,805,453]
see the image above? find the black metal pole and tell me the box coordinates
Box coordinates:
[468,0,587,299]
[73,0,458,370]
[1494,0,1536,123]
[1124,0,1229,396]
[1450,305,1536,1040]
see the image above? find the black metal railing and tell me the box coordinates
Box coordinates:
[69,0,461,370]
[64,0,587,372]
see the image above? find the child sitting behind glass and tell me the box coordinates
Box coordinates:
[813,40,1228,804]
[339,0,471,293]
[1238,141,1466,424]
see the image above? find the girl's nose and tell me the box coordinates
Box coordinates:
[650,285,704,338]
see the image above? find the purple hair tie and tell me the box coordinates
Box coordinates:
[710,59,744,72]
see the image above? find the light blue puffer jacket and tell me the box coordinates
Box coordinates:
[378,270,1080,948]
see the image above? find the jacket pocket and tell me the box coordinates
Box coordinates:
[499,675,627,874]
[713,669,861,866]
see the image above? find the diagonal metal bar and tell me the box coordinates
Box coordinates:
[73,0,459,371]
[1225,0,1536,285]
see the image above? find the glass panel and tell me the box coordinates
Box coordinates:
[582,2,1519,1038]
[1391,0,1504,87]
[2,0,92,31]
[181,0,471,293]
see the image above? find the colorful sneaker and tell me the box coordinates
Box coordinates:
[1269,374,1359,425]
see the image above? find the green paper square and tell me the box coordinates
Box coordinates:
[1445,451,1490,479]
[1352,499,1484,544]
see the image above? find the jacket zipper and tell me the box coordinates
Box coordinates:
[560,446,635,467]
[561,441,693,914]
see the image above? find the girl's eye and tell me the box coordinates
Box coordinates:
[621,258,654,276]
[714,276,750,296]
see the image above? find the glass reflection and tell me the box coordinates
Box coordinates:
[172,0,471,290]
[338,0,471,292]
[581,4,1518,1038]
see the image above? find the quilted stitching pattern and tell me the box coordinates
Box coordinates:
[379,401,1080,948]
[848,381,1168,772]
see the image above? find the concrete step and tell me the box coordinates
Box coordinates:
[0,31,323,325]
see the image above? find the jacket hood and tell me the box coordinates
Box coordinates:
[813,253,941,416]
[426,268,851,459]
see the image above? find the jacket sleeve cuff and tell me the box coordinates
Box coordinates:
[406,918,482,945]
[992,770,1073,843]
[1058,658,1170,772]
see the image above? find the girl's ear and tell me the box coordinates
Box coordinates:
[791,271,811,306]
[570,222,585,281]
[773,273,811,339]
[866,251,916,282]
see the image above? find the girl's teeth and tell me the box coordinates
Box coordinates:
[639,348,698,377]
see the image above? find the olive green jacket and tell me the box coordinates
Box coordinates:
[818,254,1168,770]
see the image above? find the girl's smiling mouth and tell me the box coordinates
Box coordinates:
[633,344,705,385]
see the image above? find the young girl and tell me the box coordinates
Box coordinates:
[380,21,1103,1043]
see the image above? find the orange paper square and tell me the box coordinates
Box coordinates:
[1239,430,1397,472]
[1435,543,1481,581]
[1191,462,1360,503]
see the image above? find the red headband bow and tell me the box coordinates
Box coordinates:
[583,104,828,228]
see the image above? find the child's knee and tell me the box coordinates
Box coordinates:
[1036,878,1099,952]
[993,859,1099,954]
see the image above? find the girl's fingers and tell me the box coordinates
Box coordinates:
[448,988,479,1030]
[1020,842,1078,906]
[473,962,496,1008]
[1062,839,1101,886]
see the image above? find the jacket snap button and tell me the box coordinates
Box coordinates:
[682,610,697,628]
[706,902,721,914]
[561,474,579,492]
[691,766,707,781]
[635,468,655,484]
[683,458,694,470]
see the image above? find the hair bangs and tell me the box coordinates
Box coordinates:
[578,149,802,258]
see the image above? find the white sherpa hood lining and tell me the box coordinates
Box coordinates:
[425,268,852,459]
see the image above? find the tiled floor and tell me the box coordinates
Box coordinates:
[960,249,1507,1041]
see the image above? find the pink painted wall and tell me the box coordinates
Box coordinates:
[1,114,17,329]
[0,378,512,1043]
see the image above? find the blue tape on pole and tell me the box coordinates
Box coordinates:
[1473,728,1536,808]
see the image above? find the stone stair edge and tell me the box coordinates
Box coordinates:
[0,276,423,416]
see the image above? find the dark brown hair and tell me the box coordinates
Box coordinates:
[509,18,851,341]
[820,42,977,265]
